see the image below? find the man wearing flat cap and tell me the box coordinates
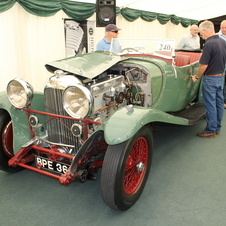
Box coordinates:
[96,24,121,53]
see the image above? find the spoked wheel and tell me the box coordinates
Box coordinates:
[0,110,23,172]
[101,126,153,210]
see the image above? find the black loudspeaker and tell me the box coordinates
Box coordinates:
[96,0,116,27]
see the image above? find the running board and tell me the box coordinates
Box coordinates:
[172,103,205,125]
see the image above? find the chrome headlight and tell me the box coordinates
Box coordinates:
[7,78,33,108]
[63,84,93,119]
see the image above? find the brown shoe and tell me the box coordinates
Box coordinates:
[224,104,226,109]
[215,131,220,135]
[197,132,216,138]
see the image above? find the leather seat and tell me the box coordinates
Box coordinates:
[174,55,191,67]
[175,52,202,64]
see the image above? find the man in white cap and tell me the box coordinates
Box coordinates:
[96,24,121,53]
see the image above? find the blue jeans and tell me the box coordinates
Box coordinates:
[223,67,226,101]
[202,75,224,133]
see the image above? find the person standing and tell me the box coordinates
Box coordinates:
[96,24,121,54]
[217,20,226,108]
[218,20,226,41]
[177,24,200,50]
[192,20,226,138]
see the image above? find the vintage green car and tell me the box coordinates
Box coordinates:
[0,39,204,210]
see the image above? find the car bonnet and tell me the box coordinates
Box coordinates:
[45,51,122,80]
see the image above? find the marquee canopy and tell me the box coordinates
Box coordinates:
[73,0,226,21]
[1,1,226,28]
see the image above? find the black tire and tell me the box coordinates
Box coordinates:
[0,109,23,172]
[101,125,153,210]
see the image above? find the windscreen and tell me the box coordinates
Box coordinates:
[110,38,176,58]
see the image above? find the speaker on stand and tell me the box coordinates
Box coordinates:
[96,0,116,27]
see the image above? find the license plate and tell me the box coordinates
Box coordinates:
[35,156,69,174]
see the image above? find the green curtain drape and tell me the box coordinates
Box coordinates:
[120,8,141,22]
[0,0,16,13]
[141,11,157,22]
[0,0,198,27]
[61,1,95,21]
[18,0,61,17]
[157,13,171,25]
[171,15,180,25]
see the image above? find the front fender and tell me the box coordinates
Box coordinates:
[103,106,189,145]
[0,91,45,154]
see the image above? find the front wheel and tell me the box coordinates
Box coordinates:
[101,125,153,210]
[0,110,23,172]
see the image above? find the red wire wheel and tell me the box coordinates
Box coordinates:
[0,110,23,172]
[101,126,153,210]
[2,120,14,158]
[124,137,148,195]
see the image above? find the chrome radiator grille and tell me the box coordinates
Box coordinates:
[44,87,76,146]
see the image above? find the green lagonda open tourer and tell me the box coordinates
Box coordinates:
[0,39,204,210]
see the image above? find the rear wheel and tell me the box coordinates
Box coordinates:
[101,126,153,210]
[0,110,23,172]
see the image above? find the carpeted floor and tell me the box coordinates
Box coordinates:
[0,115,226,226]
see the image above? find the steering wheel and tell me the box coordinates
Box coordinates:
[121,48,139,53]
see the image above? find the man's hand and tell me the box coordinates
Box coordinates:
[191,64,207,82]
[191,75,199,82]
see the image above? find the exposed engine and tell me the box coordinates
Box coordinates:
[88,63,152,124]
[42,63,152,154]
